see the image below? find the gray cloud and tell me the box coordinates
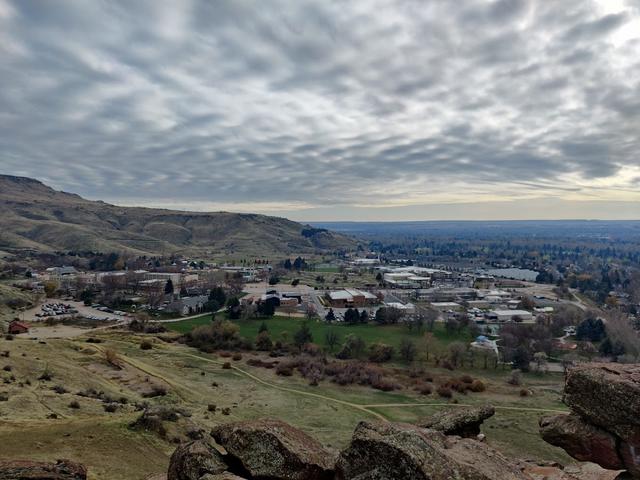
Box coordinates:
[0,0,639,217]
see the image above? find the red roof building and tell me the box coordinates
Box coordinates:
[8,321,29,335]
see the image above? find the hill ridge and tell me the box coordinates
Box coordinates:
[0,175,355,256]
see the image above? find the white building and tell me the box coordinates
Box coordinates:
[486,309,533,323]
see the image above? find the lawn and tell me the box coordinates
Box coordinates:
[166,314,472,351]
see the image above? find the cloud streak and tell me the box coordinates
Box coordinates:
[0,0,639,219]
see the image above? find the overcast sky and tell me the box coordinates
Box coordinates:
[1,0,639,221]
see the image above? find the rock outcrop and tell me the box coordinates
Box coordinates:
[167,417,533,480]
[0,459,87,479]
[417,405,495,438]
[540,362,640,477]
[211,418,335,480]
[167,440,229,480]
[335,421,528,480]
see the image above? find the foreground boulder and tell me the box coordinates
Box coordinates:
[540,414,623,471]
[167,440,228,480]
[0,459,87,479]
[540,363,640,477]
[199,474,247,480]
[417,405,495,438]
[335,421,528,480]
[211,418,335,480]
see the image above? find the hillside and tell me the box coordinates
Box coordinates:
[0,175,356,256]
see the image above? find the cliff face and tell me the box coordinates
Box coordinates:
[0,175,356,256]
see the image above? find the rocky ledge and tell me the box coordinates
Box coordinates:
[541,363,640,478]
[166,408,535,480]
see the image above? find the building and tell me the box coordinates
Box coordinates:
[168,295,209,316]
[144,272,182,285]
[430,302,463,312]
[351,258,380,266]
[384,301,416,315]
[485,309,533,323]
[473,275,495,289]
[326,289,379,308]
[45,266,77,277]
[8,321,29,334]
[415,287,477,302]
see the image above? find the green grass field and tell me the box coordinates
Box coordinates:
[166,315,471,351]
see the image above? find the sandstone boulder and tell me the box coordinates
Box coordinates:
[417,405,495,438]
[539,414,623,471]
[335,421,529,480]
[539,363,640,478]
[564,363,640,441]
[199,474,247,480]
[167,440,228,480]
[0,459,87,479]
[211,418,335,480]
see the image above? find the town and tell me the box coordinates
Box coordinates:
[4,246,637,374]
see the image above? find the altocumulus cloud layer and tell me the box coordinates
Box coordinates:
[1,0,639,220]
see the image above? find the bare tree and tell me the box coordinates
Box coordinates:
[605,309,640,360]
[305,303,318,321]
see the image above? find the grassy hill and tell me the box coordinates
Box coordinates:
[0,332,571,480]
[0,175,356,257]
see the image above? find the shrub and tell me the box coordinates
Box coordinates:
[276,363,294,376]
[372,378,399,392]
[104,349,122,369]
[221,407,231,415]
[185,320,245,352]
[142,385,168,398]
[0,393,8,402]
[436,385,453,398]
[2,365,11,372]
[441,360,454,371]
[368,343,394,363]
[222,362,231,370]
[69,400,80,409]
[507,370,523,386]
[469,380,486,392]
[86,337,102,343]
[52,385,68,394]
[38,369,53,381]
[519,388,530,397]
[140,340,153,350]
[103,403,118,412]
[416,383,433,395]
[207,404,217,412]
[460,374,474,384]
[232,352,242,361]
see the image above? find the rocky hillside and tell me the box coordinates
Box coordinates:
[0,390,626,479]
[0,175,356,256]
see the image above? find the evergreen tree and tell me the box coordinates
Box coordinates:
[294,322,313,347]
[325,308,336,322]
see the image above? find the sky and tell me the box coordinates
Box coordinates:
[1,0,639,221]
